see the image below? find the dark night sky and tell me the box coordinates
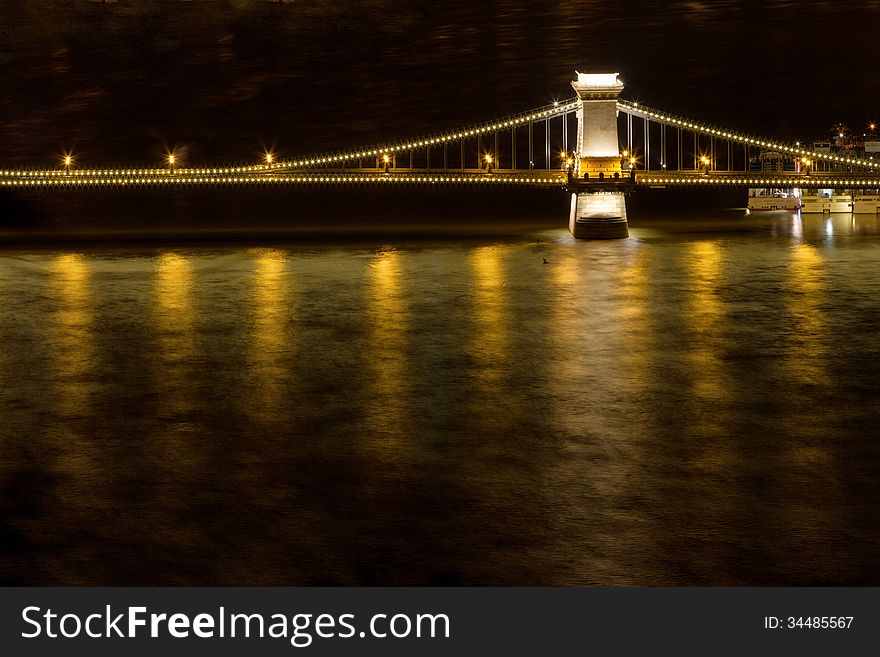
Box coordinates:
[2,0,880,168]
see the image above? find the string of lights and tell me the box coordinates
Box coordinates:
[0,99,580,178]
[0,172,567,188]
[616,100,878,170]
[1,97,877,181]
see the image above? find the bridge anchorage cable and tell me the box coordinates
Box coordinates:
[616,99,879,171]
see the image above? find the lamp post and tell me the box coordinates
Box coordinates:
[700,155,710,174]
[564,152,574,185]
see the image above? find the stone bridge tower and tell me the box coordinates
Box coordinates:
[568,71,629,239]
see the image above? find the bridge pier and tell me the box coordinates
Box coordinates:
[569,71,629,239]
[568,190,629,239]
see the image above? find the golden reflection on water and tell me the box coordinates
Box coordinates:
[548,249,584,395]
[0,259,5,394]
[470,246,508,383]
[786,244,828,385]
[365,251,411,459]
[618,246,652,344]
[153,252,196,419]
[545,249,585,441]
[545,244,656,584]
[49,254,95,418]
[250,249,290,420]
[781,244,840,559]
[614,245,653,427]
[150,252,207,558]
[685,241,728,405]
[682,241,735,543]
[47,253,101,561]
[610,246,656,576]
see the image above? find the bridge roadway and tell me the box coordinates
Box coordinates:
[3,167,880,190]
[0,169,566,189]
[634,170,880,189]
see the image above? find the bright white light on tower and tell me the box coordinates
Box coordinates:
[576,72,620,87]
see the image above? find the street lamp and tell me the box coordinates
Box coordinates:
[484,153,493,173]
[382,153,391,173]
[561,151,571,170]
[63,154,72,173]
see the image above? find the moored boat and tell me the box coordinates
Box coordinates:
[801,192,853,214]
[853,194,880,214]
[747,188,801,211]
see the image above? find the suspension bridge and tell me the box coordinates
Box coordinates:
[3,71,879,238]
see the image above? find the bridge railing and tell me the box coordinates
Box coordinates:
[634,170,880,189]
[0,170,567,189]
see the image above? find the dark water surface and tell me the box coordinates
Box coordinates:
[2,210,880,585]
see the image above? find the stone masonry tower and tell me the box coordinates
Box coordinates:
[571,72,625,177]
[568,71,629,239]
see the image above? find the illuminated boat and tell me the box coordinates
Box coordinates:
[800,192,853,213]
[747,187,801,211]
[853,194,880,214]
[747,151,800,210]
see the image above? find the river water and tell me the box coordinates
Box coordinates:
[3,0,880,586]
[2,210,879,585]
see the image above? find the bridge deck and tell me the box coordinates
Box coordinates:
[4,167,880,190]
[635,171,880,189]
[0,169,566,189]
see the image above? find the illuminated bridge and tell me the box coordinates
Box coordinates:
[3,70,879,238]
